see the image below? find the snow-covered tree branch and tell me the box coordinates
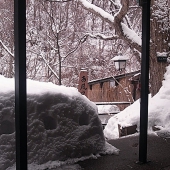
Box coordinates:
[0,40,14,58]
[84,33,118,41]
[77,0,141,51]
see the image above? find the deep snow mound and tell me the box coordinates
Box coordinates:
[0,76,107,169]
[104,65,170,139]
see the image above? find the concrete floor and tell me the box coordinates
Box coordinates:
[78,134,170,170]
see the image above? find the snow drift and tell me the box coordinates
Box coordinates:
[104,65,170,139]
[0,76,118,170]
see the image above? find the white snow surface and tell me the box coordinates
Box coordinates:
[97,105,120,114]
[78,0,114,22]
[0,76,119,170]
[111,55,129,61]
[121,23,141,46]
[104,65,170,139]
[97,105,120,125]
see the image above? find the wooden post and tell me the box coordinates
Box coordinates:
[14,0,27,169]
[139,0,150,164]
[78,69,88,97]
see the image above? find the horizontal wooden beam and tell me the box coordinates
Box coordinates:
[98,112,120,115]
[95,102,133,105]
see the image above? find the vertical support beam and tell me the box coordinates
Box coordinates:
[14,0,27,169]
[139,0,151,163]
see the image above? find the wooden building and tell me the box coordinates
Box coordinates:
[87,70,141,110]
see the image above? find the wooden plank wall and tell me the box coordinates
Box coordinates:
[88,77,140,110]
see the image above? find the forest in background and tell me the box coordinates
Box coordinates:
[0,0,169,96]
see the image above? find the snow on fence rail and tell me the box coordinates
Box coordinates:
[95,102,133,129]
[95,102,133,105]
[98,112,120,115]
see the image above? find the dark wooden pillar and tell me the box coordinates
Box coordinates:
[14,0,27,169]
[139,0,151,164]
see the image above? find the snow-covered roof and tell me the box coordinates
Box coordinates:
[156,52,168,57]
[88,70,140,85]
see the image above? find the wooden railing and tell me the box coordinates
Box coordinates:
[95,101,133,105]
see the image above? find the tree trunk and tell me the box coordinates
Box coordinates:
[150,0,169,96]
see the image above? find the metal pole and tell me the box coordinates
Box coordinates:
[14,0,27,169]
[139,0,150,163]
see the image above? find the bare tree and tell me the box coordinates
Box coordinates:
[0,0,168,96]
[65,0,169,96]
[0,0,14,78]
[150,0,169,95]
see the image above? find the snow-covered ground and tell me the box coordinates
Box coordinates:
[104,65,170,139]
[0,75,119,170]
[1,64,170,169]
